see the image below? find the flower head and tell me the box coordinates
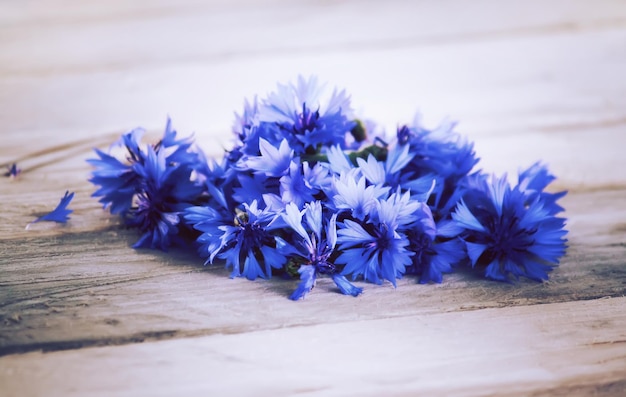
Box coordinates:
[332,171,389,221]
[258,76,355,155]
[336,196,413,287]
[397,117,479,222]
[88,118,204,250]
[125,146,202,250]
[452,174,568,281]
[281,201,362,299]
[190,201,286,280]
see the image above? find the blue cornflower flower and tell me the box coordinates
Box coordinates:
[88,128,144,215]
[398,117,479,222]
[332,170,389,221]
[452,175,568,281]
[196,201,287,280]
[88,119,204,250]
[89,118,203,216]
[258,76,355,154]
[336,196,413,286]
[281,201,362,300]
[27,191,74,228]
[230,96,271,158]
[126,146,203,250]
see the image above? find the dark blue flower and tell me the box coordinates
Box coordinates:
[400,117,478,181]
[231,97,266,158]
[190,201,286,280]
[403,203,466,283]
[28,191,74,228]
[87,128,144,215]
[126,146,203,250]
[452,175,568,281]
[281,201,362,299]
[88,119,204,250]
[398,118,479,222]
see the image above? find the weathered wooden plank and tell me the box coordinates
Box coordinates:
[1,0,625,189]
[1,297,625,397]
[1,0,625,354]
[1,185,624,355]
[1,1,625,394]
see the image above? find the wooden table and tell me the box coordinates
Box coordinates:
[1,1,625,395]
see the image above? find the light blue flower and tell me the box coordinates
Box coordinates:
[281,201,362,299]
[258,76,355,154]
[332,170,389,221]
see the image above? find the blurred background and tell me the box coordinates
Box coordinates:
[1,0,625,188]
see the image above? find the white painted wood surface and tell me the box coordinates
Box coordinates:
[1,0,625,395]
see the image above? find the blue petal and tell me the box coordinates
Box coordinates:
[357,155,385,185]
[304,201,323,241]
[245,138,293,177]
[451,199,487,233]
[465,241,488,266]
[332,274,363,297]
[289,265,317,300]
[282,202,310,244]
[30,191,74,225]
[337,219,375,245]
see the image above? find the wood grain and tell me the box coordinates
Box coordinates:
[1,188,625,356]
[2,298,625,397]
[1,0,625,395]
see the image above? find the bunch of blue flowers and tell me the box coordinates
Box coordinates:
[89,76,568,300]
